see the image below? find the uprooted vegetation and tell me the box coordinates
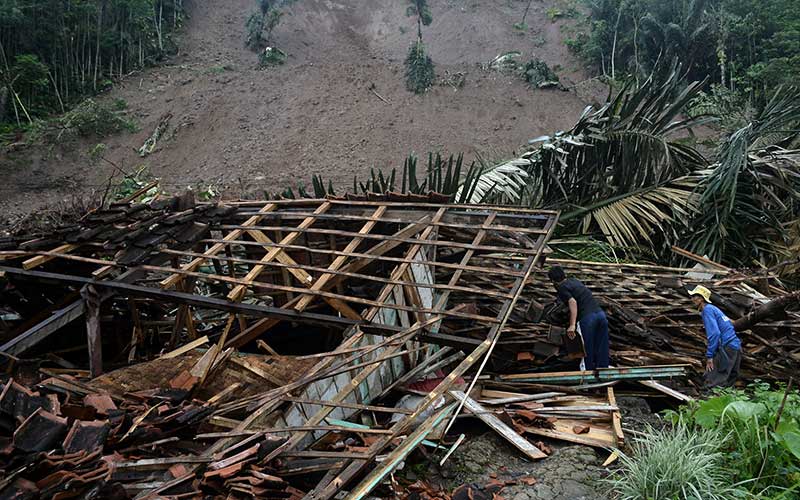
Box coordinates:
[25,98,137,145]
[485,52,564,89]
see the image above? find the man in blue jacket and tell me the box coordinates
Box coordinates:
[688,285,742,388]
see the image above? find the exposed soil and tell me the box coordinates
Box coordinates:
[0,0,603,222]
[406,397,662,500]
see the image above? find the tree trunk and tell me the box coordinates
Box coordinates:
[521,0,533,25]
[0,86,7,123]
[611,3,624,80]
[47,70,65,113]
[154,1,164,53]
[732,292,800,332]
[94,0,107,91]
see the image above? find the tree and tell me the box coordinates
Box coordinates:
[246,0,283,51]
[0,0,184,123]
[404,0,435,93]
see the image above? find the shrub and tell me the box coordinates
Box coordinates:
[523,59,561,88]
[607,423,746,500]
[258,47,287,67]
[405,40,435,94]
[664,382,800,497]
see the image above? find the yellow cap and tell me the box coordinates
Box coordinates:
[688,285,712,303]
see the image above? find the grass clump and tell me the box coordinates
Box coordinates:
[405,40,435,94]
[665,382,800,497]
[607,423,746,500]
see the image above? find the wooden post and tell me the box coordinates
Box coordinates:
[81,285,103,378]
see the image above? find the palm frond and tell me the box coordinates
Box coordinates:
[688,87,800,263]
[455,158,530,204]
[564,176,699,248]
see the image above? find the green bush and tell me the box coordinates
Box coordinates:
[523,59,560,88]
[258,47,287,67]
[665,383,800,497]
[607,423,746,500]
[405,40,435,94]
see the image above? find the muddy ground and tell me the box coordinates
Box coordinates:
[0,0,604,223]
[398,397,665,500]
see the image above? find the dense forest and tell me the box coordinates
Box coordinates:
[0,0,182,125]
[569,0,800,99]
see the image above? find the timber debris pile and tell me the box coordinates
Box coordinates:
[0,194,797,499]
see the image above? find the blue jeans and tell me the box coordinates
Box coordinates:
[579,310,609,370]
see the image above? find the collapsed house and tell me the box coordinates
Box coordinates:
[0,195,796,499]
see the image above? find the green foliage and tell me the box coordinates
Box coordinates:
[406,1,432,26]
[28,98,136,143]
[245,0,283,51]
[688,83,753,130]
[572,0,800,98]
[405,41,435,94]
[112,166,159,202]
[546,7,564,21]
[87,143,107,165]
[525,68,709,249]
[607,423,745,500]
[523,59,561,88]
[296,153,527,205]
[549,237,649,263]
[664,383,800,496]
[685,86,800,264]
[246,0,285,70]
[258,47,287,67]
[246,12,267,49]
[61,99,137,137]
[0,0,183,122]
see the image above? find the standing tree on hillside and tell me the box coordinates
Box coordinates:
[245,0,286,66]
[405,0,435,94]
[246,0,283,50]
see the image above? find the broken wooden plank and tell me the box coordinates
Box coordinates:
[161,202,277,289]
[342,403,458,500]
[520,419,616,449]
[479,392,565,405]
[294,205,386,312]
[450,390,546,461]
[22,243,78,270]
[639,380,694,403]
[498,365,689,384]
[607,387,624,445]
[0,300,85,357]
[82,285,103,378]
[159,336,209,359]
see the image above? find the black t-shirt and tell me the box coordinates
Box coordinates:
[556,278,601,320]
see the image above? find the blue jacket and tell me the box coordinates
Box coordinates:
[702,304,741,359]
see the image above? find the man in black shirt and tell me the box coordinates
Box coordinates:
[547,265,609,370]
